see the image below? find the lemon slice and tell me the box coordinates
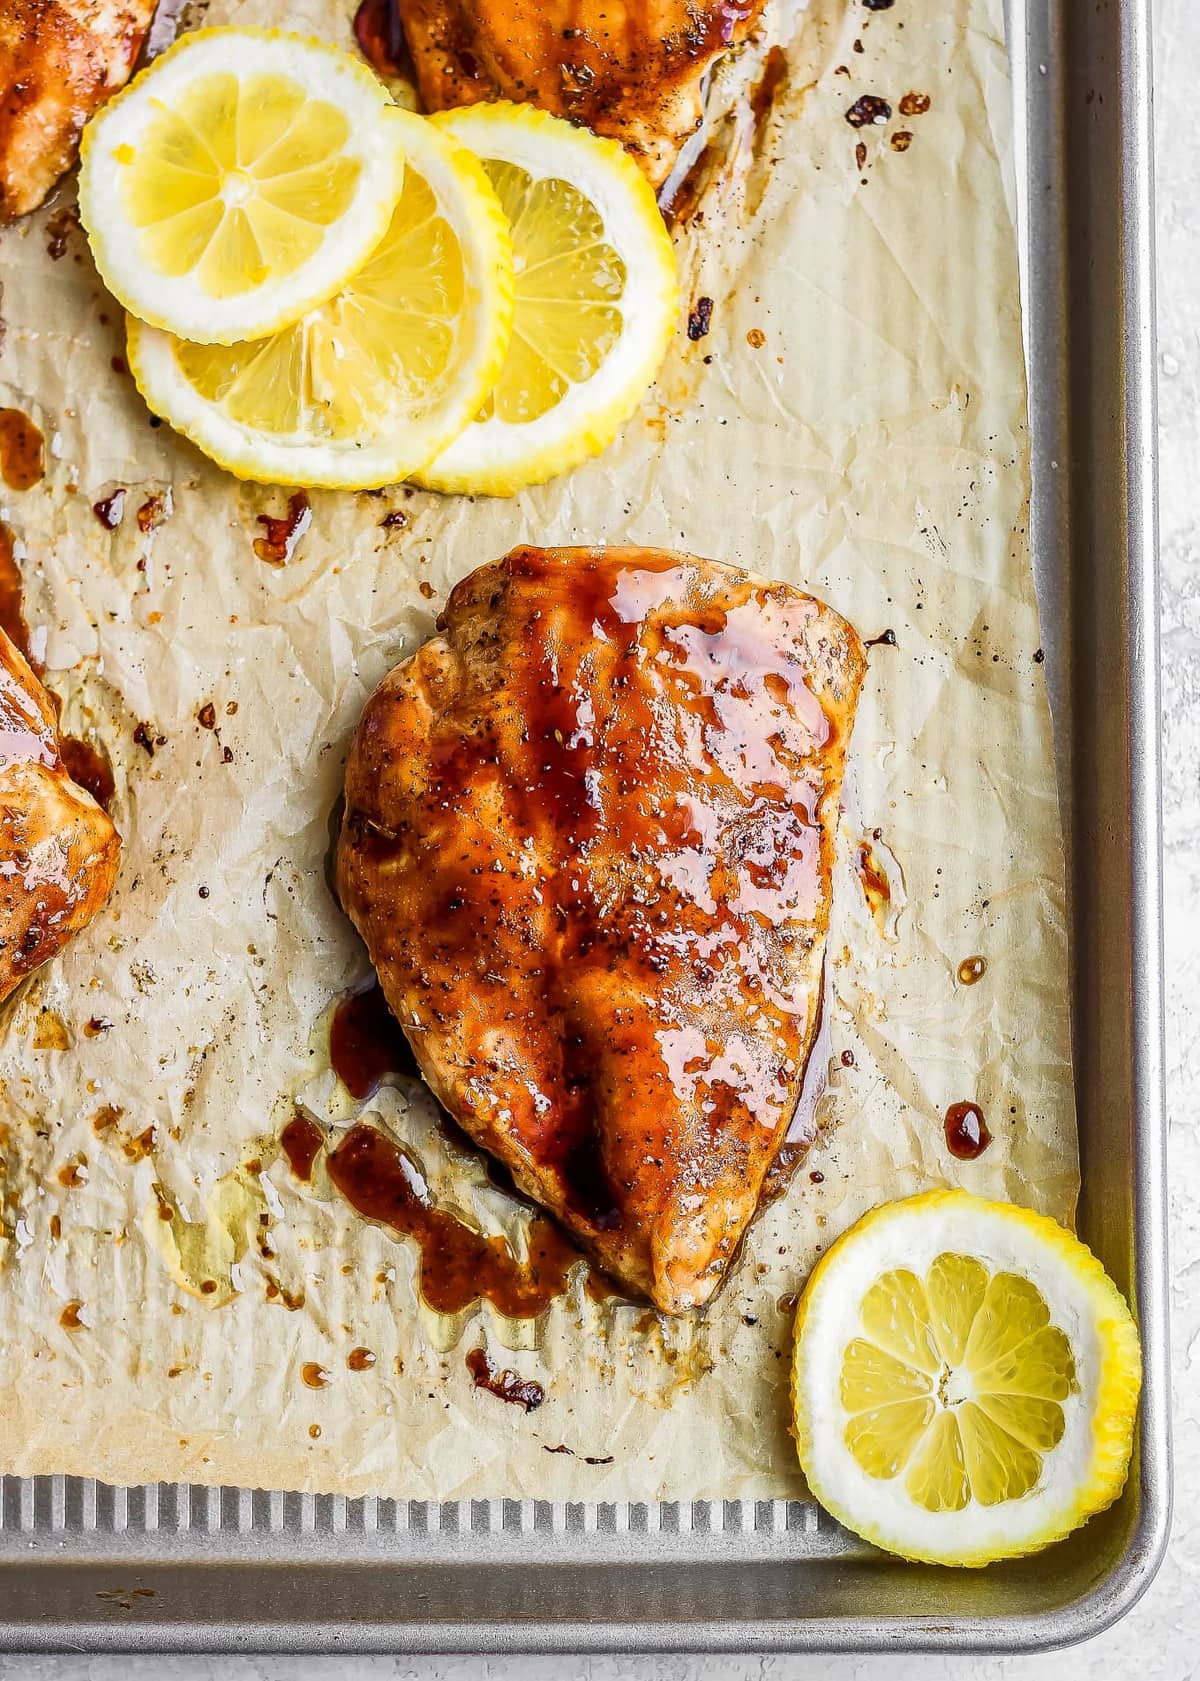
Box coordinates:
[78,28,403,344]
[791,1190,1142,1566]
[126,109,514,489]
[414,102,680,497]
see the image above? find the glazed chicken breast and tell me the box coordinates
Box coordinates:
[337,546,865,1313]
[396,0,767,186]
[0,0,155,220]
[0,629,120,999]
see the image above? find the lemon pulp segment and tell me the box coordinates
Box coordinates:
[121,72,363,299]
[480,163,626,423]
[839,1258,1076,1511]
[173,162,467,439]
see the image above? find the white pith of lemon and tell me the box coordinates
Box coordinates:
[414,102,680,497]
[78,28,403,344]
[791,1190,1142,1567]
[126,107,514,489]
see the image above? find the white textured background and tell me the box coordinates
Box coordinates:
[2,0,1197,1673]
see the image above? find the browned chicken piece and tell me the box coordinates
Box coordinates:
[0,629,120,999]
[0,0,155,221]
[396,0,767,186]
[337,546,865,1313]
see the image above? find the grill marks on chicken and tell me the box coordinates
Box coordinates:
[338,547,865,1313]
[396,0,767,186]
[0,630,120,998]
[0,0,155,221]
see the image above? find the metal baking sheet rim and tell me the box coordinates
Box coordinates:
[0,0,1172,1654]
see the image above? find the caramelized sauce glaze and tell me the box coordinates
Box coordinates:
[395,0,768,190]
[92,490,127,531]
[855,836,891,915]
[420,548,831,1233]
[0,531,121,990]
[749,44,788,126]
[337,546,865,1311]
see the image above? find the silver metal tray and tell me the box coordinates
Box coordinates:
[0,0,1169,1653]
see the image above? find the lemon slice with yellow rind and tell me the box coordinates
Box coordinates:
[126,108,514,489]
[79,29,402,344]
[791,1190,1142,1566]
[415,102,680,497]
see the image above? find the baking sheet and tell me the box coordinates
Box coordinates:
[0,0,1074,1501]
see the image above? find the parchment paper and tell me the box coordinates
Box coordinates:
[0,0,1074,1500]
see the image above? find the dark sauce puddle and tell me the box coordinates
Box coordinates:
[329,980,420,1098]
[944,1101,991,1160]
[324,1122,586,1317]
[281,1097,614,1318]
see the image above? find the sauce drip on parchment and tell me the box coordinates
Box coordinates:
[944,1101,991,1160]
[465,1346,545,1411]
[0,409,44,491]
[253,492,311,565]
[280,1107,613,1318]
[325,1122,586,1317]
[280,1109,324,1182]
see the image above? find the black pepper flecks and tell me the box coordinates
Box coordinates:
[687,296,714,340]
[845,94,892,128]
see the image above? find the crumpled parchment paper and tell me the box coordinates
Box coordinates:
[0,0,1074,1500]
